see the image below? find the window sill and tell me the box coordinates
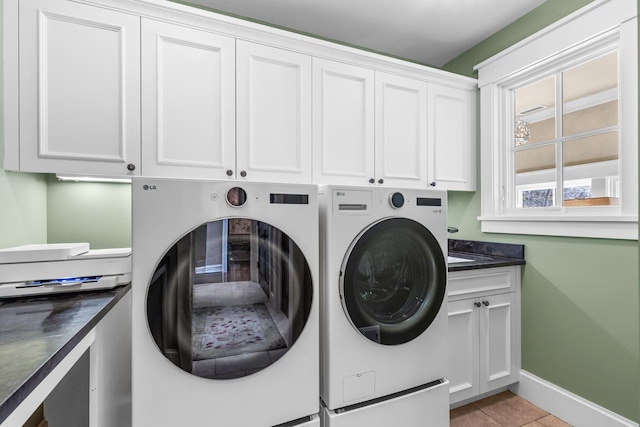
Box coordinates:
[478,215,638,240]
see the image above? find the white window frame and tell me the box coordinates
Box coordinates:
[475,0,637,240]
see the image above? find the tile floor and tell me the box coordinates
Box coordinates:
[450,391,572,427]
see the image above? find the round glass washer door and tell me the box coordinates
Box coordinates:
[340,218,446,345]
[146,217,313,380]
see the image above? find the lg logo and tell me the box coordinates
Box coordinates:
[142,185,157,191]
[336,191,346,196]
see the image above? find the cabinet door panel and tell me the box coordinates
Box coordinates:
[448,299,480,404]
[237,41,312,183]
[479,293,518,392]
[375,72,427,188]
[428,84,476,191]
[313,58,374,185]
[19,0,140,175]
[142,19,235,179]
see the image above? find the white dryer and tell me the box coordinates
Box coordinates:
[319,186,449,424]
[132,178,319,427]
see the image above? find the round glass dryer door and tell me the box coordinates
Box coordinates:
[146,215,312,380]
[340,218,446,345]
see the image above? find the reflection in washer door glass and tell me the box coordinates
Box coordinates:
[146,219,312,380]
[342,218,446,345]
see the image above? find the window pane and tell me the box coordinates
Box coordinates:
[514,76,556,146]
[562,52,618,136]
[515,144,555,173]
[515,144,557,209]
[562,131,620,206]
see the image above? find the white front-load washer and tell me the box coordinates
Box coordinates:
[132,177,319,427]
[319,186,449,421]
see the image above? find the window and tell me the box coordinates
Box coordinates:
[476,0,637,240]
[512,51,620,211]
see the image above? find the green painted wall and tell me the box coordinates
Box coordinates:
[46,176,131,249]
[0,0,48,249]
[443,0,639,422]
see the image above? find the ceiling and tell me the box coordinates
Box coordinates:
[173,0,548,67]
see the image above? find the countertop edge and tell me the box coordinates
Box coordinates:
[0,284,131,425]
[448,256,526,272]
[447,239,526,272]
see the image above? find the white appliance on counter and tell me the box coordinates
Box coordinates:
[132,177,320,427]
[318,186,450,426]
[0,243,131,298]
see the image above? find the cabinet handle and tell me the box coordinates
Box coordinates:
[378,178,384,184]
[226,169,233,176]
[430,181,437,187]
[127,163,136,171]
[240,170,247,178]
[474,302,482,308]
[369,178,375,184]
[483,301,490,306]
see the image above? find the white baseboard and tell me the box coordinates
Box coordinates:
[510,370,638,427]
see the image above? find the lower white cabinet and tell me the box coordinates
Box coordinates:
[448,266,520,405]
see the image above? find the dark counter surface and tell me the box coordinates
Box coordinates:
[0,284,130,424]
[448,239,525,272]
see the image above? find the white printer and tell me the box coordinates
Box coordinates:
[0,243,131,298]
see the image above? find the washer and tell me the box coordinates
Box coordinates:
[319,185,449,423]
[132,177,319,427]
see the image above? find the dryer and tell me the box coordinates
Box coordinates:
[132,177,319,427]
[319,185,449,425]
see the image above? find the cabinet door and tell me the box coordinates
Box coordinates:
[428,84,476,191]
[141,19,235,179]
[312,58,375,185]
[375,72,427,188]
[236,41,312,183]
[479,292,518,393]
[448,299,480,404]
[19,0,141,176]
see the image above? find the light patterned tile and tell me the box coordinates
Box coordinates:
[474,391,549,427]
[450,405,503,427]
[537,414,573,426]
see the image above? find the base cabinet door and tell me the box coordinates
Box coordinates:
[479,292,518,393]
[448,299,480,403]
[236,41,312,183]
[18,0,141,176]
[448,292,518,405]
[141,19,235,179]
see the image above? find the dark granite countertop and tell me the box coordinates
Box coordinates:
[0,284,130,424]
[448,239,525,272]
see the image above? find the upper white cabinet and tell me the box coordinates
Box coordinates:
[312,58,375,186]
[312,60,428,188]
[141,19,235,179]
[428,84,476,191]
[14,0,141,176]
[236,41,312,183]
[5,0,477,187]
[375,72,428,188]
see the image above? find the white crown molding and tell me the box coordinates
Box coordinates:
[474,0,636,87]
[474,0,611,72]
